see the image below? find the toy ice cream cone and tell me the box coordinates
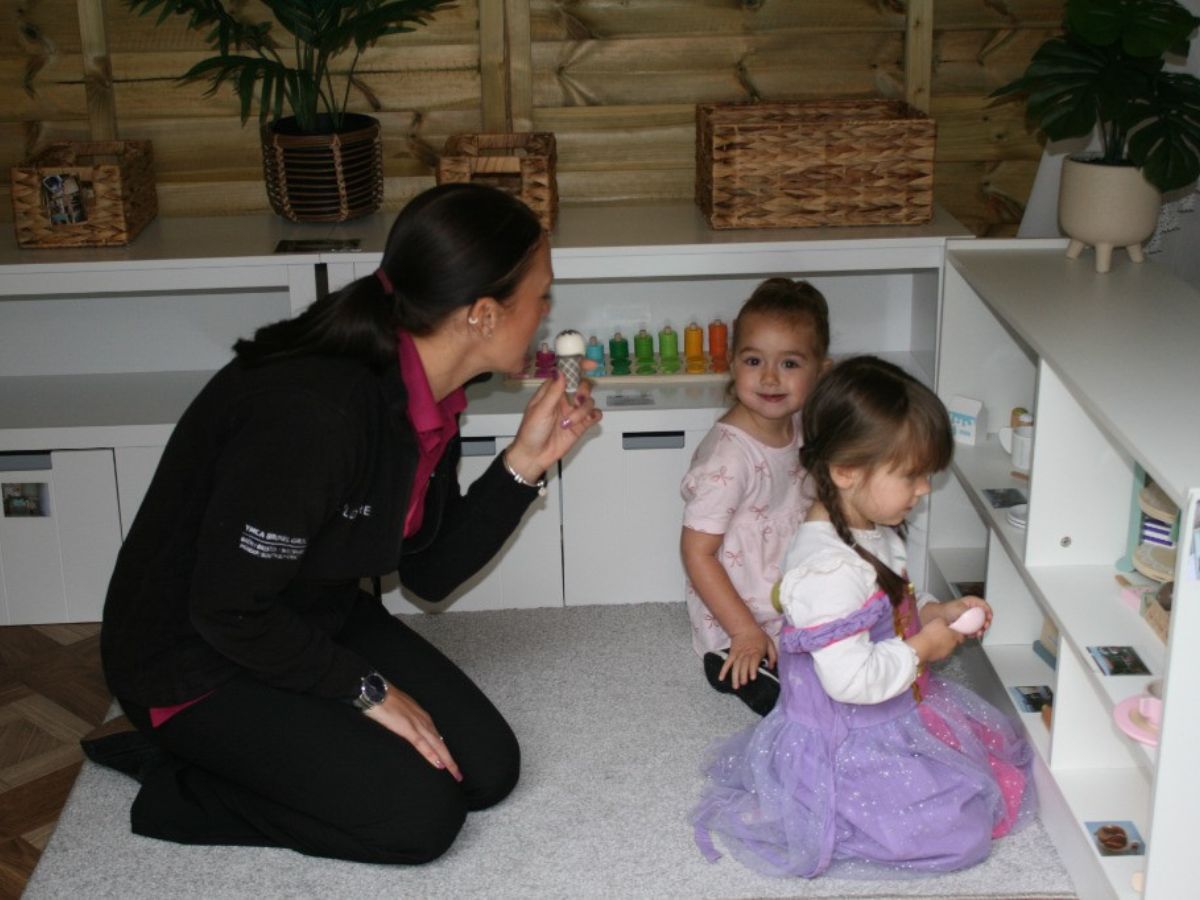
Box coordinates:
[555,329,586,394]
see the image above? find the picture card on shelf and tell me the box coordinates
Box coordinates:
[1087,645,1150,676]
[1009,684,1054,713]
[274,238,361,253]
[948,395,985,445]
[950,580,986,599]
[1086,820,1145,857]
[983,487,1027,509]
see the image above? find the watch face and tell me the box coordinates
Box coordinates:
[363,673,387,705]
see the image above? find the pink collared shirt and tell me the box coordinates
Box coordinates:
[396,329,467,537]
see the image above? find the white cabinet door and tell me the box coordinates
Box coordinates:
[0,456,61,625]
[381,435,564,613]
[114,445,165,538]
[561,425,709,606]
[0,450,122,624]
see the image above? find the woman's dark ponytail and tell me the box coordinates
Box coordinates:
[234,183,543,371]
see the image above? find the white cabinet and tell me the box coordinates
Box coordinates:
[561,414,713,606]
[929,240,1200,900]
[380,433,565,613]
[1,203,969,619]
[0,216,326,623]
[330,203,970,609]
[0,450,122,624]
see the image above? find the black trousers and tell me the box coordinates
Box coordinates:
[120,598,519,864]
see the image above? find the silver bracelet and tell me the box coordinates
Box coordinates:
[503,452,547,497]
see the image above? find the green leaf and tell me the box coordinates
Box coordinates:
[1068,0,1200,58]
[126,0,456,127]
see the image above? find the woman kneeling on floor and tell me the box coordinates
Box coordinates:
[85,183,600,864]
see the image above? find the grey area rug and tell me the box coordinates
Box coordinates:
[27,603,1075,899]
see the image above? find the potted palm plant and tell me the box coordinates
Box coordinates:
[128,0,455,222]
[993,0,1200,272]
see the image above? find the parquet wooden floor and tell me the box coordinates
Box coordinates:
[0,623,111,900]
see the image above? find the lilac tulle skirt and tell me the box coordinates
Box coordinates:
[691,672,1036,879]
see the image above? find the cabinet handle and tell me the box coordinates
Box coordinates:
[622,431,685,451]
[0,453,52,471]
[460,437,498,458]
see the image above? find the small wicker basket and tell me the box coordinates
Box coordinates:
[11,140,157,247]
[696,99,936,230]
[437,133,558,230]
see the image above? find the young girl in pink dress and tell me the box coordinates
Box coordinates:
[680,279,831,715]
[692,355,1035,877]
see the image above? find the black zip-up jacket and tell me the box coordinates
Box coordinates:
[101,354,540,708]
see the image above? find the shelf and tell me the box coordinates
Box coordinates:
[1055,767,1154,900]
[981,643,1056,766]
[0,371,213,451]
[947,246,1200,510]
[324,202,972,279]
[928,545,986,586]
[465,349,934,436]
[0,215,331,273]
[981,641,1153,900]
[947,434,1030,564]
[1026,564,1164,769]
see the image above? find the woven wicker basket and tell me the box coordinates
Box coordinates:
[262,114,383,223]
[437,133,558,230]
[11,140,157,247]
[696,99,936,230]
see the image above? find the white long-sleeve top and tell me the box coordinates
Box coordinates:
[777,521,937,705]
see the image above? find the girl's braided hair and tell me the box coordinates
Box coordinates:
[800,355,953,608]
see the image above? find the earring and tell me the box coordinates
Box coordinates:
[468,315,479,325]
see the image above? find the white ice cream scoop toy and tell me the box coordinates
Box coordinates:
[554,329,587,393]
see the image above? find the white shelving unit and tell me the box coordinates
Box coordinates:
[0,217,327,623]
[325,202,970,610]
[0,203,969,620]
[8,203,1199,894]
[930,239,1200,900]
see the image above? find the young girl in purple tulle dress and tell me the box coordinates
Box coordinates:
[691,355,1035,878]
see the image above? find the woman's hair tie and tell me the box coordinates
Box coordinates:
[375,268,394,295]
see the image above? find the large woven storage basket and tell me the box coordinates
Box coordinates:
[11,140,157,247]
[437,133,558,230]
[696,99,936,229]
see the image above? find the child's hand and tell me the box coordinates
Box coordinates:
[907,618,964,664]
[721,628,777,690]
[938,596,993,639]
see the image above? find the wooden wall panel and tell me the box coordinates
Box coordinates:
[527,0,906,38]
[0,0,1055,234]
[531,33,904,105]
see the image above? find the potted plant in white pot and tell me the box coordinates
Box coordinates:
[994,0,1200,272]
[128,0,455,222]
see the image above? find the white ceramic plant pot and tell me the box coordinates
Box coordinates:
[1058,156,1161,273]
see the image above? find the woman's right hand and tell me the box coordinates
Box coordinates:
[364,683,462,782]
[907,617,964,664]
[505,368,602,482]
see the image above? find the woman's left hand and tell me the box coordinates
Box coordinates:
[504,366,602,481]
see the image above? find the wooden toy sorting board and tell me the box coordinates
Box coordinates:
[505,372,731,388]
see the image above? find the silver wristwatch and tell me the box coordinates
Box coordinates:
[352,672,388,711]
